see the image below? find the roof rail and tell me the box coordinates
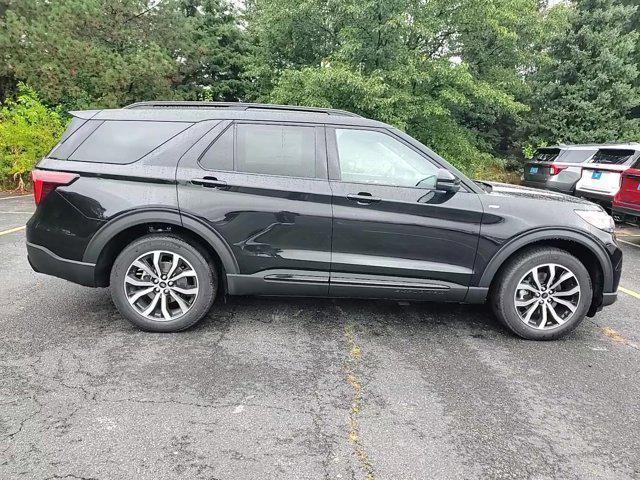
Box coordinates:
[558,142,640,147]
[124,101,362,118]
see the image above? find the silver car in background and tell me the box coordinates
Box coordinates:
[522,145,597,194]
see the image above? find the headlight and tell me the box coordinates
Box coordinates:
[575,209,615,233]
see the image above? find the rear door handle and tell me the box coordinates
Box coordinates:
[347,192,381,204]
[191,177,227,188]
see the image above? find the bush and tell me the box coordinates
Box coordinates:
[0,84,68,190]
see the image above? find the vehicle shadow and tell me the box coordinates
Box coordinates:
[190,295,512,339]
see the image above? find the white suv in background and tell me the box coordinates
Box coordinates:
[575,144,640,209]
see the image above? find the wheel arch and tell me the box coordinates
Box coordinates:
[479,229,613,315]
[84,208,238,288]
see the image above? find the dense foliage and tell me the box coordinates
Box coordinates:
[528,0,639,144]
[0,0,638,188]
[0,83,67,189]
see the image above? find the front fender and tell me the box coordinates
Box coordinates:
[476,228,615,291]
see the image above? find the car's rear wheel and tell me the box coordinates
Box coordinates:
[110,234,216,332]
[491,247,592,340]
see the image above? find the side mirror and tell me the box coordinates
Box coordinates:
[435,168,460,193]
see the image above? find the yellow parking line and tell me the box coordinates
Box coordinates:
[619,239,640,249]
[0,194,30,201]
[619,286,640,300]
[0,225,26,236]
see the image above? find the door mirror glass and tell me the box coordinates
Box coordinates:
[435,169,461,193]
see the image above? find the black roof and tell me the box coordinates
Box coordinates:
[70,101,384,128]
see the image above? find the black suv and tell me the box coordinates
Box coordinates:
[26,101,622,340]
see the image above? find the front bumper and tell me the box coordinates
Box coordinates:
[27,242,97,287]
[602,291,618,307]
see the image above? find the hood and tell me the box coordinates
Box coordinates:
[484,182,599,208]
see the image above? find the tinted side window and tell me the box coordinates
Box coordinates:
[49,119,102,160]
[69,121,189,164]
[235,124,316,178]
[335,129,439,189]
[199,126,234,171]
[559,149,596,163]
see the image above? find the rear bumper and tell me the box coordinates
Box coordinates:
[27,242,97,287]
[576,190,613,206]
[521,179,547,190]
[613,205,640,217]
[546,182,575,194]
[522,179,574,194]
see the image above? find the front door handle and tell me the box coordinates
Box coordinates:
[347,192,381,204]
[191,176,227,188]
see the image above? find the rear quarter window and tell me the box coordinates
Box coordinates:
[68,120,190,164]
[49,118,99,159]
[558,149,596,163]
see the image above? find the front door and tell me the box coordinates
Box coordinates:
[327,126,483,301]
[176,120,333,296]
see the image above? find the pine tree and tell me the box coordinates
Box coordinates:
[178,0,250,101]
[529,0,639,144]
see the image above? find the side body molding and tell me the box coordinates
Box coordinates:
[82,208,239,275]
[476,228,615,291]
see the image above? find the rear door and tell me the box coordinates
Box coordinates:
[176,120,333,296]
[326,126,483,301]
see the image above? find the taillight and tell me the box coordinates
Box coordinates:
[31,169,79,205]
[549,165,567,175]
[613,179,622,204]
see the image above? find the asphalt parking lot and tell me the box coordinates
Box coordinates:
[1,194,639,480]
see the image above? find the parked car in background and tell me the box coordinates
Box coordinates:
[575,144,640,210]
[522,145,597,194]
[26,101,621,341]
[613,157,640,225]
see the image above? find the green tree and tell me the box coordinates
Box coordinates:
[0,0,251,109]
[0,83,67,189]
[0,0,188,109]
[178,0,251,101]
[528,0,640,144]
[248,0,534,176]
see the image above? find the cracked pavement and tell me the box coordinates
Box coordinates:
[1,195,640,480]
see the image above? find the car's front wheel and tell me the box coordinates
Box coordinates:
[110,234,217,332]
[491,247,593,340]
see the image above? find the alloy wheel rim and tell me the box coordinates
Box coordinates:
[514,263,581,330]
[124,250,199,321]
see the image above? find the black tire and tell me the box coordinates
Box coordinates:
[491,247,592,340]
[110,234,217,332]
